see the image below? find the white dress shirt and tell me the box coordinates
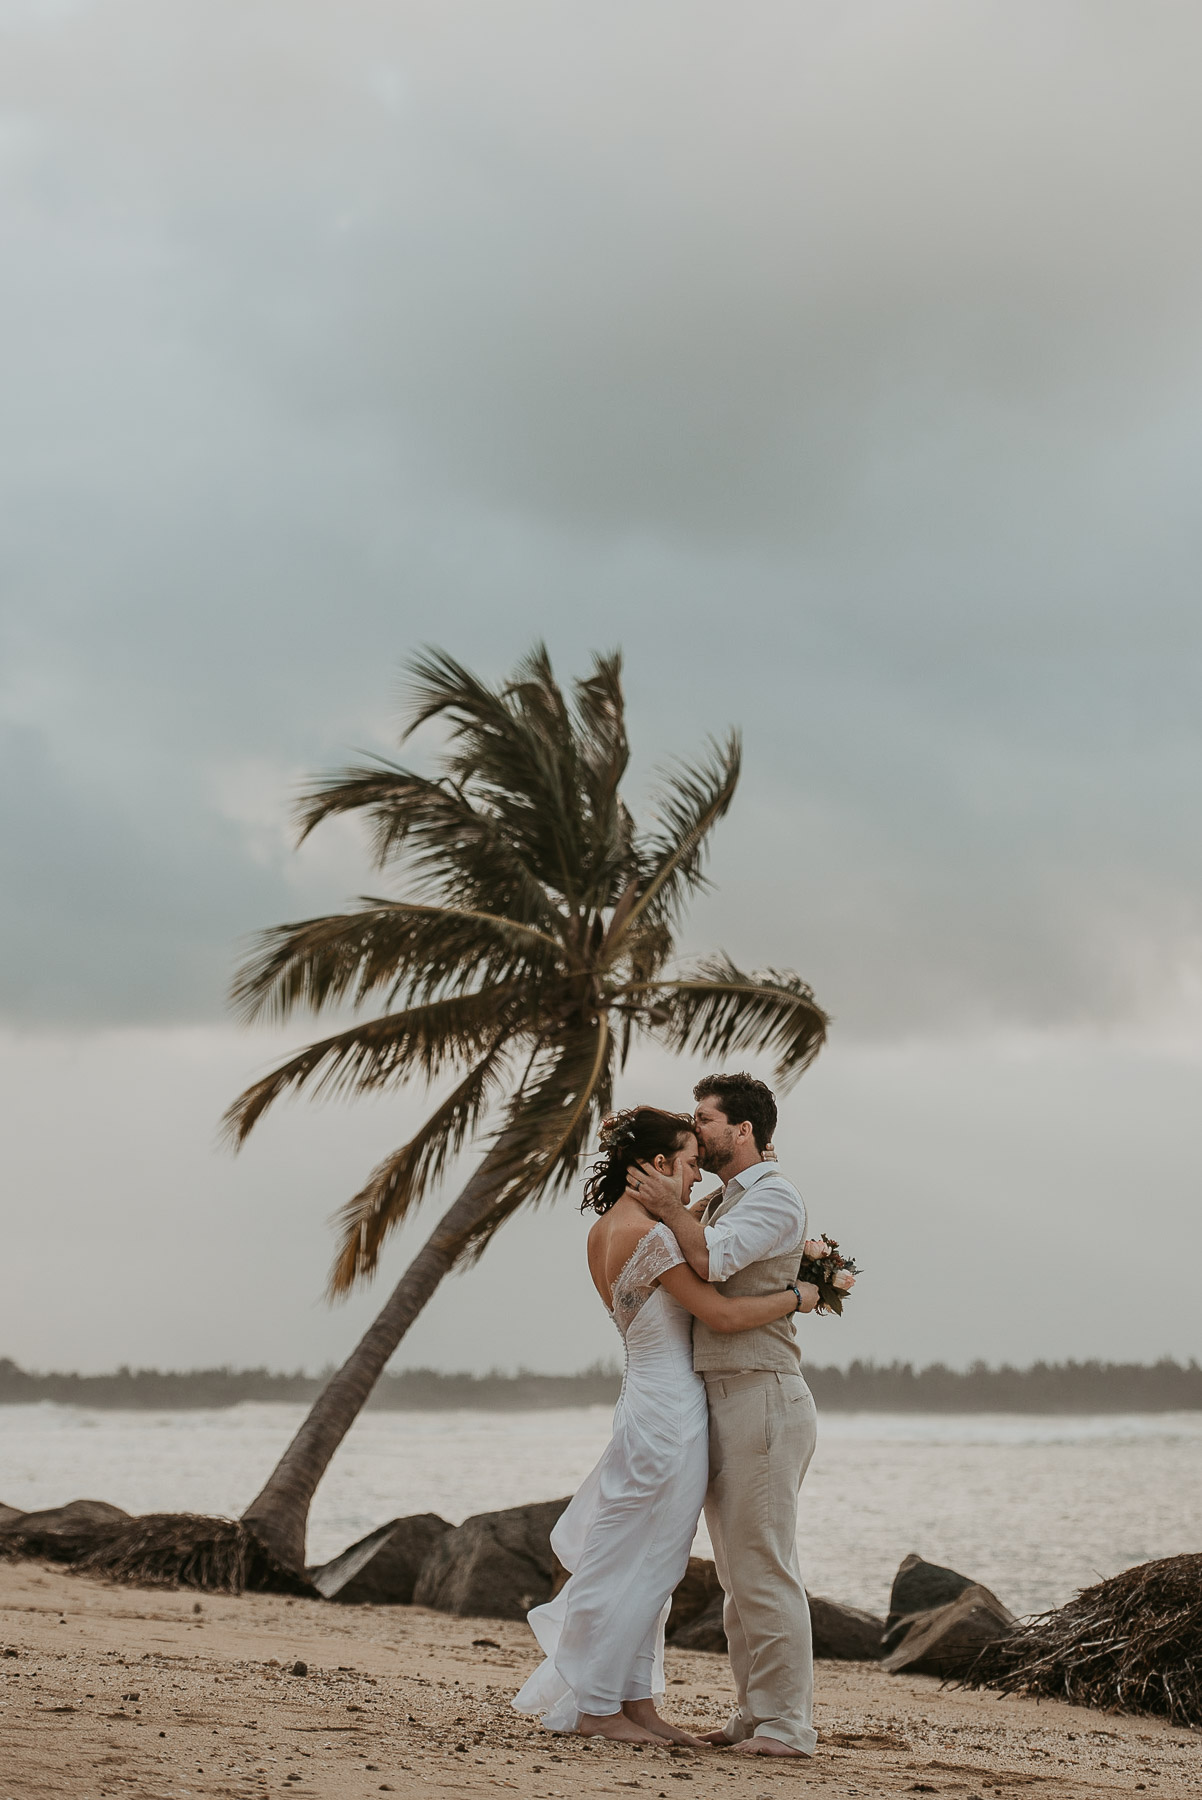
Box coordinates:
[703,1160,807,1283]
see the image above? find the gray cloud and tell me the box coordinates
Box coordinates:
[2,1,1201,1036]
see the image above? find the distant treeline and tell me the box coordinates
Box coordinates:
[0,1357,620,1412]
[2,1355,1201,1413]
[809,1358,1202,1413]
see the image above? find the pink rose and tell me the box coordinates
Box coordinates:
[803,1238,830,1261]
[832,1269,855,1292]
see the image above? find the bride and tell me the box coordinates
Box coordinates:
[513,1105,814,1746]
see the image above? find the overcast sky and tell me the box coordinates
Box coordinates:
[2,1,1201,1377]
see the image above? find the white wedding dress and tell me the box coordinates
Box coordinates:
[513,1222,709,1732]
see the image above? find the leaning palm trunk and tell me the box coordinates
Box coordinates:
[242,1143,513,1569]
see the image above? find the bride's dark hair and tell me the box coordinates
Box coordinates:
[581,1106,696,1216]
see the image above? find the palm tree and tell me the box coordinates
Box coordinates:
[225,645,827,1570]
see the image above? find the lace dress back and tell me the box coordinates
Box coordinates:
[609,1222,685,1336]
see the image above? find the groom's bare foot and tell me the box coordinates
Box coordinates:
[697,1728,736,1745]
[578,1711,661,1744]
[731,1735,808,1758]
[620,1700,706,1747]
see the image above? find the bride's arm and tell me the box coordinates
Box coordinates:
[656,1264,818,1332]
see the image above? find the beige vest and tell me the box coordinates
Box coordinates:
[691,1177,805,1374]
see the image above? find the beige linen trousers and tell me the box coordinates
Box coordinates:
[703,1368,819,1755]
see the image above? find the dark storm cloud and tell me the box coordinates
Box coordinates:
[2,1,1201,1031]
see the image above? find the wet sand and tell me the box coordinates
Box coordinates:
[1,1558,1198,1799]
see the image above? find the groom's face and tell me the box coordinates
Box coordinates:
[693,1098,741,1174]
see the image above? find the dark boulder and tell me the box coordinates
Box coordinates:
[664,1573,885,1662]
[883,1553,977,1654]
[809,1593,887,1661]
[887,1551,975,1627]
[666,1557,724,1640]
[413,1498,571,1619]
[669,1591,727,1652]
[883,1582,1016,1678]
[309,1514,451,1604]
[0,1499,130,1563]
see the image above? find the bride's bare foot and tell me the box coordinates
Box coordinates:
[578,1711,661,1744]
[697,1727,735,1744]
[621,1699,707,1748]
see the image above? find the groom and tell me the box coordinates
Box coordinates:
[632,1071,819,1759]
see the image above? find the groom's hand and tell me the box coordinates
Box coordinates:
[628,1161,685,1221]
[629,1161,713,1279]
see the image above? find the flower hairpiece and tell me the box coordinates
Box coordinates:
[598,1109,640,1154]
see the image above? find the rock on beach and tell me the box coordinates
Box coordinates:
[882,1550,977,1651]
[0,1498,130,1562]
[411,1497,572,1618]
[309,1513,452,1604]
[667,1585,886,1658]
[882,1581,1017,1677]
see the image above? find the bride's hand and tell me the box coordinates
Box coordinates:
[627,1160,685,1218]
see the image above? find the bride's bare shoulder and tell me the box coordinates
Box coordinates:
[586,1213,607,1272]
[589,1200,655,1270]
[586,1210,619,1280]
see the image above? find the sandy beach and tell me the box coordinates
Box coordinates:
[2,1558,1197,1800]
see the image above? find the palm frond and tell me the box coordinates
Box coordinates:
[294,762,442,863]
[325,1044,511,1296]
[400,645,618,916]
[506,642,575,757]
[230,902,563,1025]
[617,732,741,944]
[572,652,632,882]
[295,762,564,934]
[605,906,675,988]
[504,647,590,910]
[641,955,829,1089]
[573,651,627,788]
[455,1019,614,1261]
[221,989,527,1146]
[400,645,521,750]
[403,645,573,833]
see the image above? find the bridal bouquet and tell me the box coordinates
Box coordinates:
[798,1236,861,1316]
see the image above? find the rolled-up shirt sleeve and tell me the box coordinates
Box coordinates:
[703,1174,807,1283]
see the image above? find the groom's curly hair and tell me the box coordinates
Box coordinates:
[693,1071,777,1151]
[581,1106,696,1215]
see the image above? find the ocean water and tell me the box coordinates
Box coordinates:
[2,1403,1200,1618]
